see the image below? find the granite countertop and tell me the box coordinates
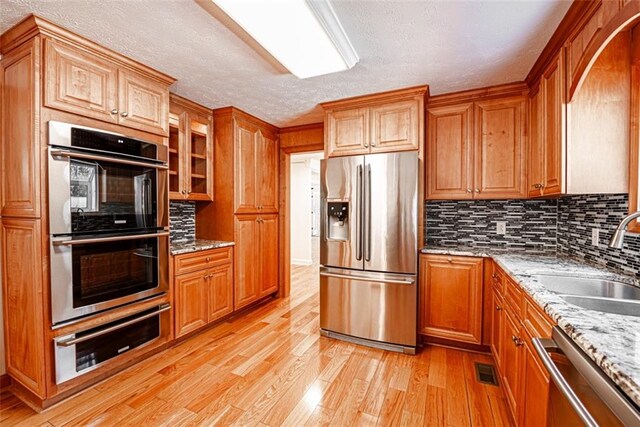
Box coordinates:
[422,246,640,407]
[170,239,235,255]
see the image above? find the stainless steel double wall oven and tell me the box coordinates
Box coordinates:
[48,121,170,383]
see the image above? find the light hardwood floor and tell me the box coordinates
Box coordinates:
[1,259,513,426]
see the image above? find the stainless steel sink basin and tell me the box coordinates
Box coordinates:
[532,275,640,301]
[560,295,640,318]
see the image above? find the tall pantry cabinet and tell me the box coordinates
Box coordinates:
[196,107,280,310]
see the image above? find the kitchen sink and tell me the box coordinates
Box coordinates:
[532,275,640,301]
[560,295,640,318]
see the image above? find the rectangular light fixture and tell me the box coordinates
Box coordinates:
[211,0,359,79]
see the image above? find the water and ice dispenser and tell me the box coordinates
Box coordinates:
[327,202,349,241]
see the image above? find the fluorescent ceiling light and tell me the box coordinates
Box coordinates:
[211,0,358,79]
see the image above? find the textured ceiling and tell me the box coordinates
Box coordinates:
[0,0,571,127]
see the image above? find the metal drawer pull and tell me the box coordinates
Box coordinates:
[320,271,414,285]
[52,231,169,246]
[50,148,169,170]
[532,337,598,427]
[56,304,171,347]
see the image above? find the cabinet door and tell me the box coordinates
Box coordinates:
[426,104,474,199]
[501,308,523,420]
[474,96,527,199]
[419,255,483,344]
[519,332,550,427]
[491,289,504,370]
[1,219,46,396]
[256,131,279,213]
[175,270,209,338]
[118,69,169,135]
[370,99,420,153]
[168,112,186,200]
[326,108,370,157]
[1,39,41,218]
[542,56,564,196]
[235,120,259,213]
[187,116,214,201]
[208,262,234,322]
[528,85,545,197]
[44,39,119,124]
[259,214,279,297]
[234,214,260,309]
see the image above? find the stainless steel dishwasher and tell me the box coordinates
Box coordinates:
[532,327,640,426]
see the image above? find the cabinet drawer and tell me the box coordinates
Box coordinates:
[175,247,232,275]
[504,277,524,320]
[523,299,554,339]
[492,263,505,294]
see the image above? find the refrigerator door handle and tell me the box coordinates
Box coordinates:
[356,164,363,261]
[364,164,372,262]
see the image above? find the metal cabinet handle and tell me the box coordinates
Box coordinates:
[110,108,118,115]
[466,188,472,193]
[56,304,171,347]
[475,188,480,193]
[206,257,211,262]
[496,305,502,311]
[203,274,209,280]
[492,273,497,279]
[447,257,453,263]
[515,338,524,347]
[511,335,517,342]
[121,111,128,117]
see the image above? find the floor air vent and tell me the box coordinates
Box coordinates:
[475,363,499,386]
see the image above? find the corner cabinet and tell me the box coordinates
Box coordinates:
[426,87,527,200]
[322,86,427,158]
[173,247,234,338]
[44,38,172,136]
[196,107,280,311]
[168,94,214,201]
[419,254,484,344]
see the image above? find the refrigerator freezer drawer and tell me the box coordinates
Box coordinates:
[319,267,417,349]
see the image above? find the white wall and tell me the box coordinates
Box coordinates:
[290,160,313,265]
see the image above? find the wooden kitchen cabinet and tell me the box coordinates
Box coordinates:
[426,103,474,199]
[491,288,504,370]
[43,38,172,136]
[235,118,279,213]
[322,86,427,158]
[500,306,524,419]
[474,96,526,198]
[419,254,484,344]
[174,247,234,338]
[234,214,278,309]
[168,94,214,201]
[426,84,527,200]
[519,329,550,427]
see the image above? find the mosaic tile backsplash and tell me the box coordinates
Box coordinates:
[169,201,195,243]
[557,194,640,278]
[425,199,558,253]
[425,194,640,278]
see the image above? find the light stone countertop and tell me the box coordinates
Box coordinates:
[421,246,640,407]
[170,239,235,255]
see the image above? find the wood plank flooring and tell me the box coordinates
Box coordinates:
[0,261,513,426]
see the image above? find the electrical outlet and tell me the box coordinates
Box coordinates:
[592,228,600,247]
[496,221,507,235]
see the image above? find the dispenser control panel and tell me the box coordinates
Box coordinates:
[327,202,349,241]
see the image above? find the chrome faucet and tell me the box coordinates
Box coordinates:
[609,211,640,249]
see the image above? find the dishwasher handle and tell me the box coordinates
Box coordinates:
[532,337,598,427]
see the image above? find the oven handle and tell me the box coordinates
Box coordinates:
[52,231,169,246]
[50,148,169,170]
[532,337,598,427]
[56,304,171,347]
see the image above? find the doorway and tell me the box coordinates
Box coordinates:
[289,151,323,296]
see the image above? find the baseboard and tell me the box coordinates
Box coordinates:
[0,373,11,390]
[291,258,313,266]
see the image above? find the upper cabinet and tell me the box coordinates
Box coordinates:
[168,94,214,201]
[43,37,173,136]
[322,86,427,158]
[630,24,640,232]
[426,85,527,200]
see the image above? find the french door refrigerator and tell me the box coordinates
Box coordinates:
[319,151,418,354]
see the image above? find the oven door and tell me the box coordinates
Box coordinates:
[54,304,170,384]
[50,232,169,325]
[48,147,168,236]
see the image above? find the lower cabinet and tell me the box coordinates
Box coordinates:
[419,254,484,344]
[500,306,524,417]
[174,247,234,338]
[519,329,550,427]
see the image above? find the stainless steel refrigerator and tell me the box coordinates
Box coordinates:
[319,151,418,354]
